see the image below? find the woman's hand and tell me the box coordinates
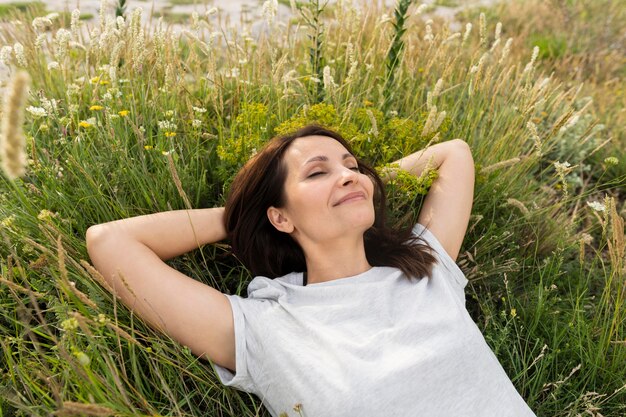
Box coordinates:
[85,207,237,371]
[388,139,475,262]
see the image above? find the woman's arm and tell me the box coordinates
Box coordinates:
[85,207,237,371]
[87,207,226,261]
[387,139,475,261]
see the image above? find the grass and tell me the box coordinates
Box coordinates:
[0,1,45,20]
[0,0,624,416]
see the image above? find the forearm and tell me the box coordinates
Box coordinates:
[86,207,226,261]
[382,139,466,182]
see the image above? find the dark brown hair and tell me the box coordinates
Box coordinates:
[223,124,438,281]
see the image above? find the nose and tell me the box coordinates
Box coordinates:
[339,166,359,186]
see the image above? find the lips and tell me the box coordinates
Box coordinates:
[334,191,366,206]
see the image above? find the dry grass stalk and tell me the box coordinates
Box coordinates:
[606,197,625,278]
[506,198,530,216]
[0,70,30,179]
[79,259,115,294]
[105,320,140,346]
[166,152,192,209]
[481,157,521,174]
[54,401,116,417]
[0,276,45,298]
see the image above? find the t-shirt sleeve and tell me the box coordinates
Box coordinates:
[211,294,257,394]
[412,223,469,292]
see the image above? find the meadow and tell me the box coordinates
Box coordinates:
[0,0,624,416]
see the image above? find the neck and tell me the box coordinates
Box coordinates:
[301,235,372,285]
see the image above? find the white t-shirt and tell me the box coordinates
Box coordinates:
[213,223,537,417]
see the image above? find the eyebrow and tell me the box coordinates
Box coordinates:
[304,153,355,164]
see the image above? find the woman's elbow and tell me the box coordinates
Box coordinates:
[451,138,471,153]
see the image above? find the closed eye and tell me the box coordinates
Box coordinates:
[307,171,325,178]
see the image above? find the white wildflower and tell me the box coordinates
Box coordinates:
[586,201,606,212]
[165,110,175,117]
[13,43,26,67]
[26,106,47,118]
[34,34,47,49]
[41,97,57,115]
[54,29,72,61]
[32,17,52,31]
[158,120,177,130]
[192,106,207,113]
[47,61,60,70]
[192,119,202,128]
[554,161,571,171]
[0,46,13,66]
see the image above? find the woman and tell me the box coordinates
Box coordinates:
[86,124,536,416]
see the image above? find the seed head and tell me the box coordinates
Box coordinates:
[13,43,26,66]
[462,23,472,44]
[479,13,486,47]
[0,71,30,180]
[71,9,81,39]
[0,46,12,65]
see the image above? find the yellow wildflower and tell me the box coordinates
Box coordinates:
[510,308,517,318]
[90,76,100,84]
[165,131,176,138]
[363,99,374,107]
[89,105,103,111]
[118,110,129,117]
[144,145,153,150]
[100,80,109,85]
[78,121,92,128]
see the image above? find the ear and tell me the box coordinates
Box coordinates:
[267,206,294,233]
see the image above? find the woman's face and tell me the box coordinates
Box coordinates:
[267,135,375,246]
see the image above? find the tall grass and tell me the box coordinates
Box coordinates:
[0,0,624,416]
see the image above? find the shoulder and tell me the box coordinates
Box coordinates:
[246,272,301,299]
[412,223,469,290]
